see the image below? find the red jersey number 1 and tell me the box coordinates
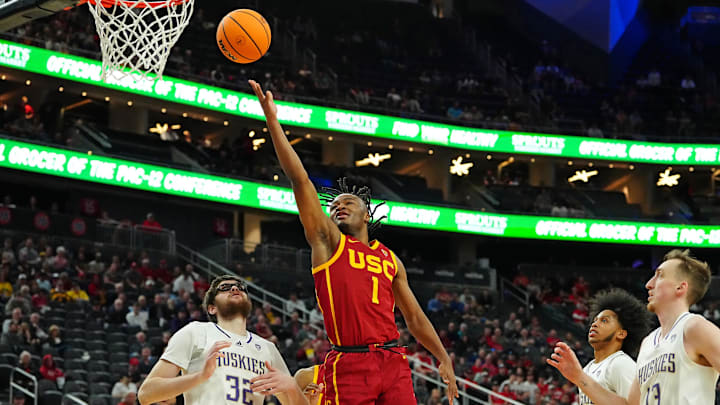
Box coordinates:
[371,276,379,304]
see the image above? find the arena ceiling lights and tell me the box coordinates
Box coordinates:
[2,39,720,167]
[3,137,720,248]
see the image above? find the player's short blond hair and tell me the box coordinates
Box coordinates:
[663,249,712,306]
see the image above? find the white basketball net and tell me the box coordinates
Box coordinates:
[87,0,194,83]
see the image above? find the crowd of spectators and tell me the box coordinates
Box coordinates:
[0,221,591,405]
[3,219,720,405]
[4,0,720,143]
[413,285,590,405]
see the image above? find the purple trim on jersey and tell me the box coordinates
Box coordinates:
[246,332,253,343]
[215,324,232,339]
[654,312,690,346]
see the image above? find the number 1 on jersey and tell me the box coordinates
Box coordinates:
[645,383,660,405]
[371,276,379,304]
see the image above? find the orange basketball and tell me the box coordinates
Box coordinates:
[216,9,271,64]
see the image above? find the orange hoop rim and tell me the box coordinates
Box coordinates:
[79,0,190,8]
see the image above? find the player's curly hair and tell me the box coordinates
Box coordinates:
[588,288,652,357]
[318,177,387,238]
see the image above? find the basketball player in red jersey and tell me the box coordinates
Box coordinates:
[249,80,458,404]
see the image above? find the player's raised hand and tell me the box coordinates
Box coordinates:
[438,360,459,400]
[250,361,299,396]
[248,80,278,119]
[546,342,583,384]
[200,341,231,380]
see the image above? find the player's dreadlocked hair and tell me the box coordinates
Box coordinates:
[588,288,652,357]
[318,178,387,238]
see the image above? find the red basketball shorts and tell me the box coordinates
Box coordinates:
[322,348,417,405]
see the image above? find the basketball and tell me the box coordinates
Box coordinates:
[216,9,271,64]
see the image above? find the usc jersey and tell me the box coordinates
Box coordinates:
[311,364,325,405]
[312,233,400,346]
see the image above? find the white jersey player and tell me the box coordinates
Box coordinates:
[138,276,307,405]
[577,289,650,405]
[548,249,720,405]
[579,351,635,404]
[636,312,718,404]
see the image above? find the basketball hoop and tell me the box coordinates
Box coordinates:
[84,0,194,83]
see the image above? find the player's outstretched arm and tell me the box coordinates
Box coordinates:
[685,316,720,372]
[391,255,458,400]
[137,341,231,405]
[547,342,637,405]
[248,80,338,250]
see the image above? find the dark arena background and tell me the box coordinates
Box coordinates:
[1,0,720,404]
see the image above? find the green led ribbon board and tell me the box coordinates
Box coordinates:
[1,40,720,165]
[1,137,719,247]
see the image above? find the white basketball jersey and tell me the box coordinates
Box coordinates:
[577,351,636,405]
[636,312,719,405]
[160,321,291,405]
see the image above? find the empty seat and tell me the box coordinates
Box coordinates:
[149,336,163,349]
[64,369,88,382]
[88,331,107,341]
[89,382,111,395]
[106,333,126,344]
[146,327,162,338]
[46,317,66,327]
[39,390,63,405]
[66,320,86,329]
[64,348,86,361]
[83,322,104,331]
[64,302,84,311]
[87,371,111,384]
[109,362,127,376]
[86,341,106,352]
[38,379,59,393]
[42,347,60,358]
[92,394,114,405]
[89,350,108,361]
[47,309,66,318]
[88,360,110,373]
[0,364,12,391]
[63,392,88,405]
[63,380,88,394]
[108,342,128,353]
[66,311,86,321]
[65,359,87,370]
[2,352,17,365]
[64,330,86,340]
[66,339,86,350]
[89,397,107,405]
